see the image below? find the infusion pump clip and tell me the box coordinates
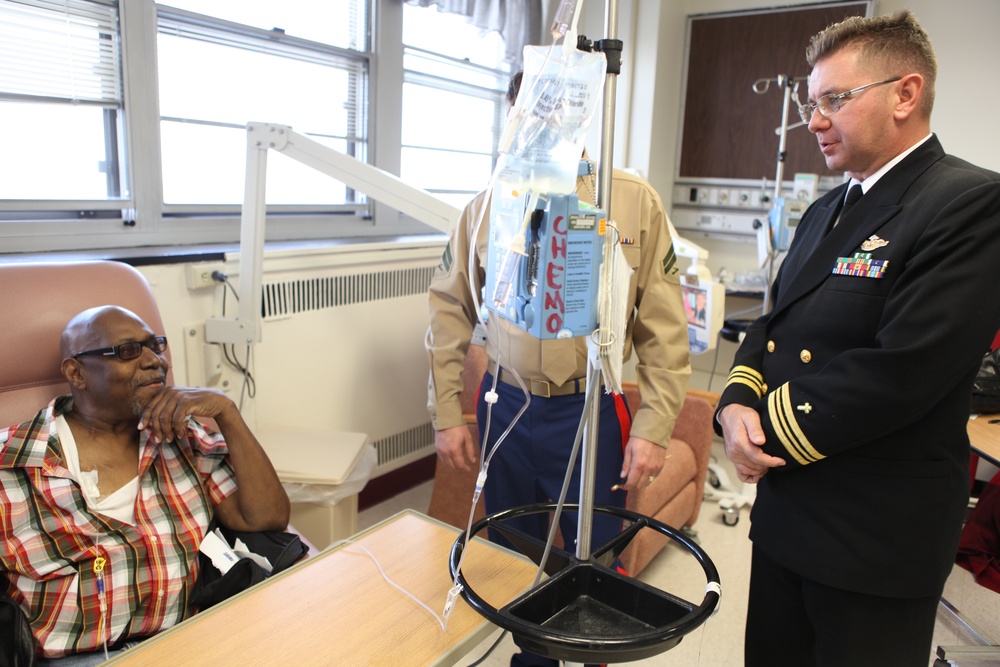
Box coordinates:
[485,190,606,339]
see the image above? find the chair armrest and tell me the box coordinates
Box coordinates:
[671,395,715,508]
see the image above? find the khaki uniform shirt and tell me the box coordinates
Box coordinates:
[426,166,691,448]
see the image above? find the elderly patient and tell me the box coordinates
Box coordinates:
[0,305,290,664]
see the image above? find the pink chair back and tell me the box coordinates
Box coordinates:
[0,261,171,428]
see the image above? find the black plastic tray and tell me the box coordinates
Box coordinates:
[506,562,693,662]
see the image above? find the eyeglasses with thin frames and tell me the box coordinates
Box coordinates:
[798,77,902,124]
[73,336,168,361]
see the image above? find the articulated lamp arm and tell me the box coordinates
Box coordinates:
[205,122,462,346]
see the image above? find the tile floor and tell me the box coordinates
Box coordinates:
[357,438,1000,667]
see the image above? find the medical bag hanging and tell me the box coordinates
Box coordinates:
[485,160,606,339]
[503,45,607,195]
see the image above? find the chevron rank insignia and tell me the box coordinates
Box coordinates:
[833,252,888,279]
[662,246,678,277]
[438,242,453,272]
[860,235,889,251]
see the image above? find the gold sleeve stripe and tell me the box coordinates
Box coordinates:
[726,365,765,398]
[768,383,825,465]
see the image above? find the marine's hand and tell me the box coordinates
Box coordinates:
[719,404,785,483]
[618,436,667,491]
[138,386,235,444]
[435,425,478,473]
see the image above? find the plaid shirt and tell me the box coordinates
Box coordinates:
[0,396,237,658]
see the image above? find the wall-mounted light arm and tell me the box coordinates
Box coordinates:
[205,122,462,346]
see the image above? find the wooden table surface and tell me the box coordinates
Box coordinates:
[105,510,537,666]
[969,414,1000,467]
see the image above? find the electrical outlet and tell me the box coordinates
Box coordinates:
[185,263,226,290]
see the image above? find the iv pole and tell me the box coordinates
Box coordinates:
[577,0,623,564]
[752,74,802,312]
[446,4,722,662]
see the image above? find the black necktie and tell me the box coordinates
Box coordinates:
[841,183,864,220]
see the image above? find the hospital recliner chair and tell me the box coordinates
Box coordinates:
[0,260,173,427]
[0,260,316,548]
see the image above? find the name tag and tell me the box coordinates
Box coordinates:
[832,252,889,279]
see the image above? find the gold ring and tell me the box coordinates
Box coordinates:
[648,476,656,483]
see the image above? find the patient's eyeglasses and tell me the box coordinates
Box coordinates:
[73,336,168,361]
[797,77,901,124]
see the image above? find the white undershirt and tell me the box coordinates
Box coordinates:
[56,415,139,525]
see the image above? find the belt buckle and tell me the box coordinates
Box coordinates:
[530,379,551,398]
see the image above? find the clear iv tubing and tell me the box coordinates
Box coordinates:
[459,39,570,505]
[446,357,531,615]
[550,0,582,41]
[333,539,448,631]
[449,340,601,607]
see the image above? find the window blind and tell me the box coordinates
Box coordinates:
[0,0,121,106]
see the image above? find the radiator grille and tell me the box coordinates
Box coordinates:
[254,260,439,478]
[262,265,436,320]
[372,421,436,474]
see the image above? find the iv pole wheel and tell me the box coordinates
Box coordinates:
[450,503,721,664]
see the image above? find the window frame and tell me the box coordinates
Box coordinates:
[401,44,508,204]
[155,5,371,214]
[0,0,525,255]
[0,0,423,254]
[0,0,131,243]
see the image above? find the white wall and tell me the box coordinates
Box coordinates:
[899,0,1000,172]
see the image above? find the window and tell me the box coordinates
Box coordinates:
[2,1,508,253]
[0,0,378,252]
[157,2,369,207]
[401,4,510,209]
[0,0,124,204]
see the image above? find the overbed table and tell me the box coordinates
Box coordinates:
[105,510,536,666]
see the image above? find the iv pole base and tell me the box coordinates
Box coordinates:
[450,503,721,664]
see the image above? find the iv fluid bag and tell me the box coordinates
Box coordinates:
[504,46,607,195]
[484,46,605,335]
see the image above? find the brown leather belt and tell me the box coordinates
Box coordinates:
[495,367,587,398]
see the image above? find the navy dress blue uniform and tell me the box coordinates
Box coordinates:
[717,135,1000,665]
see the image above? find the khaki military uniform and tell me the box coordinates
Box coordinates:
[426,165,691,448]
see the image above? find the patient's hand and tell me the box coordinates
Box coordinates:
[138,386,235,444]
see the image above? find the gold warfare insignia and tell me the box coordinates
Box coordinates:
[860,235,889,251]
